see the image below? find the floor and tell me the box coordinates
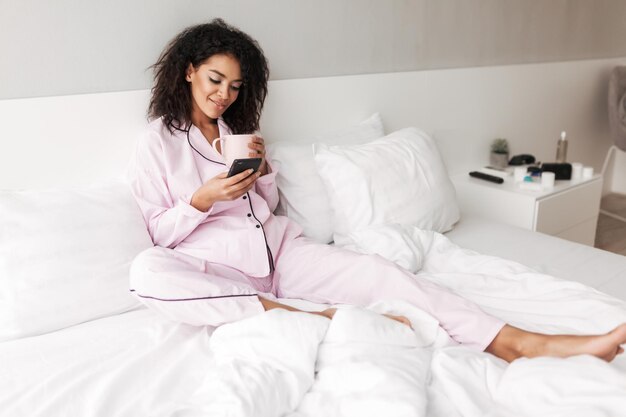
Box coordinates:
[595,193,626,256]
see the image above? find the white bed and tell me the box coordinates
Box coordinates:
[2,67,626,417]
[448,214,626,300]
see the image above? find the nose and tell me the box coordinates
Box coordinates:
[218,82,230,100]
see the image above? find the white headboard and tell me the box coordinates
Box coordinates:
[0,90,150,190]
[2,57,625,190]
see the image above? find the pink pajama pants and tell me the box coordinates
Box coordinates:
[130,237,505,351]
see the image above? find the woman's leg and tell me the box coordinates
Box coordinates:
[129,246,268,327]
[274,238,626,361]
[486,324,626,362]
[273,238,505,351]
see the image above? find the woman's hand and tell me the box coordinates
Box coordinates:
[190,169,261,212]
[248,135,268,175]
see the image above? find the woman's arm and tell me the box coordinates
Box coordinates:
[190,170,261,212]
[128,128,263,247]
[131,168,261,247]
[129,171,210,248]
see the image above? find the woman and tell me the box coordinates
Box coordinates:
[128,19,626,362]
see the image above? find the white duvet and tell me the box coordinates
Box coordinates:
[1,229,626,417]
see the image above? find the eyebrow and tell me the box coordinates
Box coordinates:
[209,69,243,83]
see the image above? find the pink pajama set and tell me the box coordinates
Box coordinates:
[127,118,505,351]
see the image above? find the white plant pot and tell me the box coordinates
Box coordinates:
[490,152,509,168]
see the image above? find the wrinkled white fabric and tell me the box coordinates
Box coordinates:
[291,302,441,417]
[2,231,626,417]
[431,348,626,417]
[342,224,432,273]
[168,309,330,417]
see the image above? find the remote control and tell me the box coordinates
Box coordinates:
[469,171,504,184]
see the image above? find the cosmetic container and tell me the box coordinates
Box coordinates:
[556,131,568,163]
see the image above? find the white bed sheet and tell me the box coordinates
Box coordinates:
[2,222,626,417]
[0,307,217,416]
[445,213,626,301]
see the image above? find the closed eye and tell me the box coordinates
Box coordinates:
[209,77,241,91]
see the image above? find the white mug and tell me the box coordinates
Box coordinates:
[211,134,255,165]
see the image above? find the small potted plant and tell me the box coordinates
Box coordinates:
[490,138,509,168]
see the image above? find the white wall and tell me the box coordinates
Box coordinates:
[2,0,626,99]
[260,58,626,176]
[2,58,624,190]
[1,1,624,191]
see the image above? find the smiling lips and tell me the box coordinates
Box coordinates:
[210,98,227,110]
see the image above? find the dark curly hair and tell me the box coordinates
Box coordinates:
[148,19,269,134]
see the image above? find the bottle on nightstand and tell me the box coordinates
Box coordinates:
[556,131,568,163]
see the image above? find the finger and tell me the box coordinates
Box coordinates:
[249,138,264,148]
[224,169,255,185]
[248,142,266,154]
[229,171,261,193]
[226,174,260,200]
[239,171,261,188]
[238,171,259,189]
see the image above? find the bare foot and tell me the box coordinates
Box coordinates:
[487,323,626,362]
[540,323,626,362]
[312,308,337,320]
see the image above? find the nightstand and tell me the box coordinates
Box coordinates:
[452,173,603,246]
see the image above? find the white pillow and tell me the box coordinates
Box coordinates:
[340,224,429,273]
[0,181,152,341]
[267,113,384,243]
[313,127,460,245]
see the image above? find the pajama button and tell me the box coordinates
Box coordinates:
[243,196,247,200]
[256,225,261,228]
[247,213,252,217]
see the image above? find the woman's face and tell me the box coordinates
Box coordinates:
[186,53,243,121]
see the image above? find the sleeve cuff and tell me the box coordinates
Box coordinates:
[177,195,214,218]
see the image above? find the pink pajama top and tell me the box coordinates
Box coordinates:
[127,117,301,278]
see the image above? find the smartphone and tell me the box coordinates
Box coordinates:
[227,158,263,178]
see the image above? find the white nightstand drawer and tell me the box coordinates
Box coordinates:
[554,216,599,246]
[534,180,602,235]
